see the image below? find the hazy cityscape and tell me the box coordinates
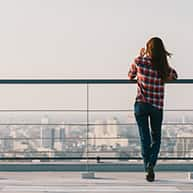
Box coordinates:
[0,112,193,160]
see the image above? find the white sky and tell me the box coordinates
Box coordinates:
[0,0,192,110]
[0,0,192,78]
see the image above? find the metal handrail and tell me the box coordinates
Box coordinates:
[0,79,192,84]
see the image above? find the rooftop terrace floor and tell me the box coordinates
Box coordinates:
[0,172,193,193]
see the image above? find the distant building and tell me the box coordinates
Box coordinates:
[2,135,13,152]
[40,115,55,149]
[40,115,49,147]
[42,127,55,149]
[175,130,193,157]
[89,117,128,148]
[2,127,14,153]
[54,125,66,151]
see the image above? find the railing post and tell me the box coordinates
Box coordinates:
[86,83,89,171]
[81,82,95,179]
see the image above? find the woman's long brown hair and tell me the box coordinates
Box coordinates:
[146,37,171,82]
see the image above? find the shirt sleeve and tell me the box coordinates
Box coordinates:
[128,59,137,80]
[168,67,178,80]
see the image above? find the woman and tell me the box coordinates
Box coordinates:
[128,37,178,182]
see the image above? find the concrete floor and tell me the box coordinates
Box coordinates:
[0,172,192,193]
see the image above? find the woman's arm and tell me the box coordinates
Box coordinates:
[128,62,137,80]
[128,48,145,79]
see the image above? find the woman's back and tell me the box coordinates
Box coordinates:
[129,56,165,109]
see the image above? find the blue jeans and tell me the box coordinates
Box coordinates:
[134,102,163,170]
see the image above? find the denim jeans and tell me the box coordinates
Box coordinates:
[134,102,163,170]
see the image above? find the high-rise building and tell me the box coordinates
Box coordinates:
[54,125,66,151]
[90,117,128,148]
[40,115,55,149]
[42,127,55,149]
[2,127,13,152]
[40,115,49,147]
[175,130,193,157]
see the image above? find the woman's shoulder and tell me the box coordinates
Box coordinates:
[134,56,152,66]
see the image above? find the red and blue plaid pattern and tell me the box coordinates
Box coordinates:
[128,56,178,110]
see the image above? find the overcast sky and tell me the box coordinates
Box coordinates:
[0,0,192,111]
[0,0,192,78]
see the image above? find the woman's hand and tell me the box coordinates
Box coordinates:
[167,68,178,81]
[140,48,146,57]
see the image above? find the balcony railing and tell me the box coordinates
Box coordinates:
[0,79,193,162]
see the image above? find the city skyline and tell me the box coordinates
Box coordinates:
[0,114,193,159]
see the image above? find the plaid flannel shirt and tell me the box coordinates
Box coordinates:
[128,56,178,110]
